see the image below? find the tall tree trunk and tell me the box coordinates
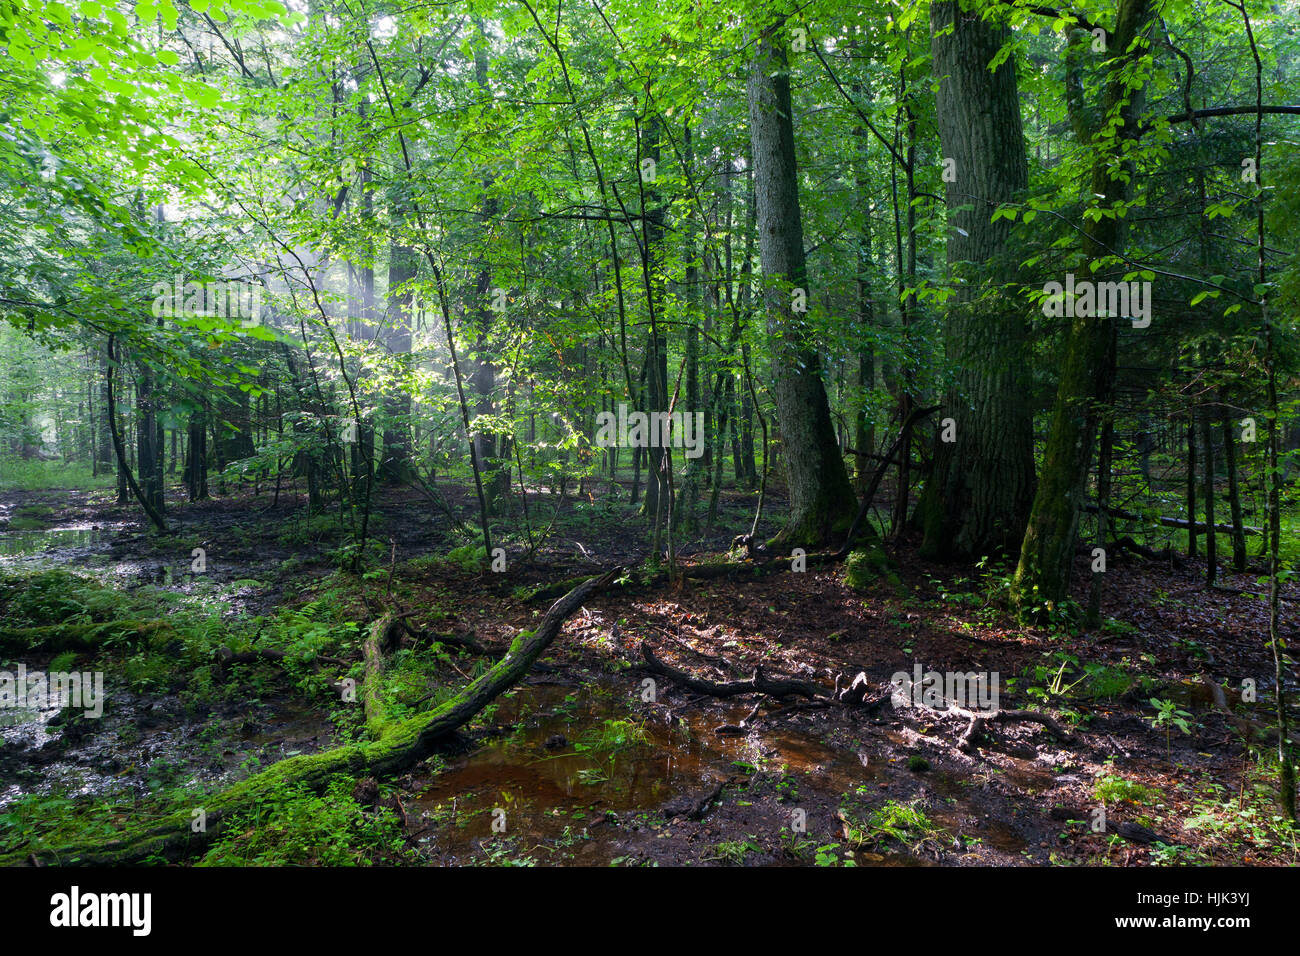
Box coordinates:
[466,28,507,507]
[889,64,920,540]
[1186,418,1199,557]
[852,201,875,497]
[678,122,701,535]
[850,63,877,498]
[746,27,855,547]
[918,0,1034,560]
[1086,418,1113,626]
[184,406,208,501]
[106,336,166,532]
[1221,404,1247,571]
[96,349,114,478]
[639,115,669,528]
[379,235,414,485]
[136,357,164,516]
[1202,409,1217,585]
[736,168,758,489]
[1011,0,1154,612]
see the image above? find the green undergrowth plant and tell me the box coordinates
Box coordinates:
[0,789,136,858]
[845,546,899,591]
[837,793,943,856]
[1149,698,1194,756]
[198,775,415,866]
[0,460,115,490]
[574,717,649,755]
[1093,771,1159,806]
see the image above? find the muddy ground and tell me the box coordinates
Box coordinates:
[1,481,1296,866]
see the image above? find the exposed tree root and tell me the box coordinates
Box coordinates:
[946,705,1076,754]
[832,671,890,711]
[638,645,894,736]
[688,775,737,821]
[9,567,622,867]
[521,551,845,604]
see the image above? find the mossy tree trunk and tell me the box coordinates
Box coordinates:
[1011,0,1154,612]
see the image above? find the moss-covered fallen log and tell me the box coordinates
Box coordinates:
[0,620,174,655]
[10,567,622,867]
[361,612,404,738]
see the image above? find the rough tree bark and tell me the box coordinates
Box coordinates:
[1220,404,1247,571]
[747,27,855,547]
[918,0,1034,561]
[105,336,167,532]
[1011,0,1154,612]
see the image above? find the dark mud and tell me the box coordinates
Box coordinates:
[1,483,1295,866]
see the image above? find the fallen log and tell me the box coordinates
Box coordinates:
[0,620,173,655]
[11,567,623,866]
[1083,502,1260,536]
[214,646,348,671]
[637,642,825,700]
[361,612,404,738]
[1208,583,1300,605]
[1107,535,1184,567]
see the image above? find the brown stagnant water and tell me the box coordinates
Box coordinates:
[1,662,1033,862]
[0,519,1034,863]
[406,679,1030,865]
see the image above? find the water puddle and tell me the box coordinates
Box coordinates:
[0,525,113,564]
[408,682,749,863]
[0,667,77,749]
[401,678,1022,866]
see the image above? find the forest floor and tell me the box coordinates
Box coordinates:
[1,480,1297,867]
